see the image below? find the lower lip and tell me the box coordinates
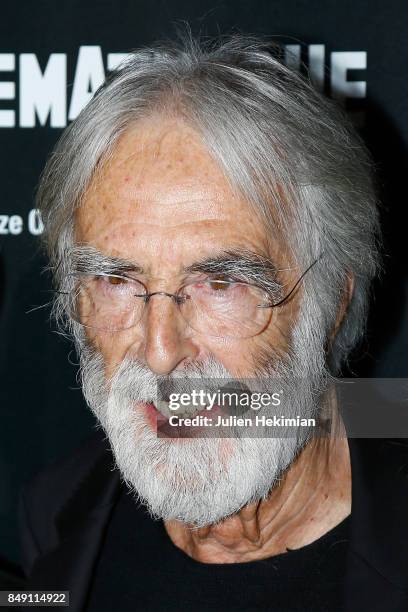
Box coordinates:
[135,401,227,438]
[136,401,163,430]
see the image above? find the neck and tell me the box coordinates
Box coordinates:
[163,433,351,564]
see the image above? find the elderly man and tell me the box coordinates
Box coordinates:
[20,35,408,611]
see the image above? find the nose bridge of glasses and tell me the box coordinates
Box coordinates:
[144,290,187,305]
[140,288,191,345]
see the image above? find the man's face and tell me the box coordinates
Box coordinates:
[76,115,300,385]
[74,116,320,526]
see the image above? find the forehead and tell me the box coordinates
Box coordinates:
[75,116,272,260]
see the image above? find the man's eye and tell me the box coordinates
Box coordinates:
[106,275,127,285]
[93,275,134,293]
[206,274,238,290]
[209,279,232,291]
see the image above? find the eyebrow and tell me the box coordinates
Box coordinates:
[67,246,144,275]
[66,245,283,292]
[184,248,282,292]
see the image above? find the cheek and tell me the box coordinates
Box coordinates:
[262,304,300,359]
[86,328,141,379]
[201,336,260,376]
[204,306,298,376]
[264,305,296,349]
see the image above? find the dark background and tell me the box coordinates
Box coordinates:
[0,0,407,568]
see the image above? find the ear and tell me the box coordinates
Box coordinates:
[330,272,355,343]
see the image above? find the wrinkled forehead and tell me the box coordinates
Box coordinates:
[95,116,228,191]
[75,116,276,255]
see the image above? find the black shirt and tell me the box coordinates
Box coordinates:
[86,484,351,612]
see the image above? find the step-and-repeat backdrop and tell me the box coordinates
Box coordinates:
[0,0,407,565]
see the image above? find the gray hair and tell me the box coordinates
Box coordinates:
[37,33,381,373]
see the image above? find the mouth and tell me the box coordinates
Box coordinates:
[136,400,228,438]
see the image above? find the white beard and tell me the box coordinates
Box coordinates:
[80,306,328,527]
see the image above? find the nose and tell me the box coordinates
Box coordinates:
[134,293,199,375]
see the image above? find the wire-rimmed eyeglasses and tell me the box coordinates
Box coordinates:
[58,257,321,339]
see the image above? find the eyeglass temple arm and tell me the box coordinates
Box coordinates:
[262,255,323,309]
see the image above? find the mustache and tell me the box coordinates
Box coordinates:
[79,340,298,422]
[105,345,291,417]
[108,353,235,404]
